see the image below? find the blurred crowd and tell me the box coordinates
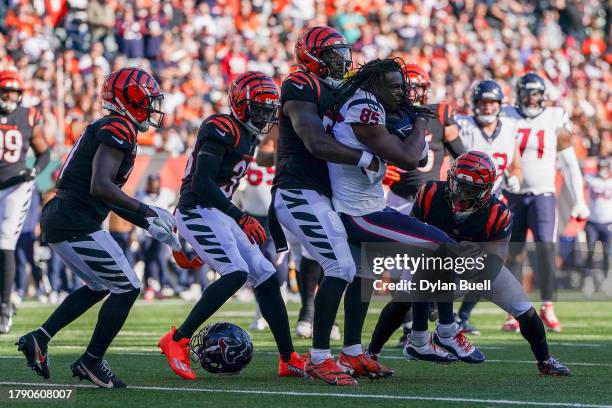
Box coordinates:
[1,0,610,302]
[0,0,609,156]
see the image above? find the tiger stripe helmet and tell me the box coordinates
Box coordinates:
[447,151,497,219]
[101,67,164,132]
[0,69,25,114]
[229,71,280,135]
[295,26,351,80]
[404,63,430,105]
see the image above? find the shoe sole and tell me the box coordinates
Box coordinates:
[403,348,457,364]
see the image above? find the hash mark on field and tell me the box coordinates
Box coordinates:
[0,381,609,407]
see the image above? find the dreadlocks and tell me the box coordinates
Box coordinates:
[330,58,406,119]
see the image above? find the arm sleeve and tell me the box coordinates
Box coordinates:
[440,103,456,126]
[191,138,244,222]
[110,202,150,230]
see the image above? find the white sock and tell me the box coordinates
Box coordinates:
[409,330,429,346]
[437,322,458,338]
[341,344,362,357]
[310,348,332,364]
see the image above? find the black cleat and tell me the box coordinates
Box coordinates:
[537,357,570,376]
[16,332,50,378]
[71,359,127,388]
[0,303,13,334]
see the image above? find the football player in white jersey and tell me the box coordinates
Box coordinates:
[501,72,589,332]
[325,58,484,368]
[583,158,611,293]
[456,80,522,196]
[453,79,523,333]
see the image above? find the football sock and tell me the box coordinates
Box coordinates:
[343,276,374,347]
[402,308,412,324]
[412,302,430,332]
[410,330,429,346]
[312,276,347,350]
[175,271,248,340]
[80,350,102,366]
[0,249,15,304]
[458,301,478,321]
[516,307,549,362]
[86,288,139,358]
[297,258,322,323]
[536,243,557,301]
[368,301,411,355]
[40,285,109,339]
[341,344,362,357]
[310,348,331,364]
[254,274,294,362]
[436,322,457,337]
[436,301,455,325]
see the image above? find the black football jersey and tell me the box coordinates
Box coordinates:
[273,69,335,197]
[42,114,138,243]
[178,113,255,209]
[390,103,455,198]
[412,181,512,242]
[0,106,41,183]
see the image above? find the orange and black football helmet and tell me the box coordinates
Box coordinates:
[403,63,430,105]
[447,151,497,220]
[229,71,280,135]
[101,67,165,132]
[295,26,352,81]
[0,69,25,114]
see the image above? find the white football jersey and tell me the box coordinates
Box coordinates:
[585,175,612,224]
[455,114,519,194]
[324,88,387,216]
[235,157,274,217]
[502,105,571,195]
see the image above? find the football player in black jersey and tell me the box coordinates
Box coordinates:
[16,68,180,388]
[0,70,50,334]
[270,26,384,386]
[158,71,305,381]
[368,151,570,376]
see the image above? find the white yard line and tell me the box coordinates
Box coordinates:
[0,381,610,408]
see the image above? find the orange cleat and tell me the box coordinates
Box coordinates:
[278,352,306,377]
[158,326,196,380]
[540,303,561,332]
[304,353,358,386]
[338,351,394,380]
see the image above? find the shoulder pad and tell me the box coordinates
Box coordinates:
[201,114,242,147]
[97,115,137,150]
[282,72,320,102]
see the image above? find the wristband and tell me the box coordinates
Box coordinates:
[358,151,374,168]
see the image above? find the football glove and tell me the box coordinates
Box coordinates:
[146,206,181,251]
[238,214,266,245]
[570,201,590,222]
[383,165,401,185]
[505,175,521,194]
[172,250,204,269]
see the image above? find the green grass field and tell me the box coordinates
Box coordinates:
[1,299,611,407]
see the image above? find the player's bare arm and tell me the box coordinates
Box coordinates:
[285,100,378,170]
[352,116,427,171]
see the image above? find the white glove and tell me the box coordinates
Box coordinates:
[570,201,590,221]
[146,206,181,251]
[505,175,521,194]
